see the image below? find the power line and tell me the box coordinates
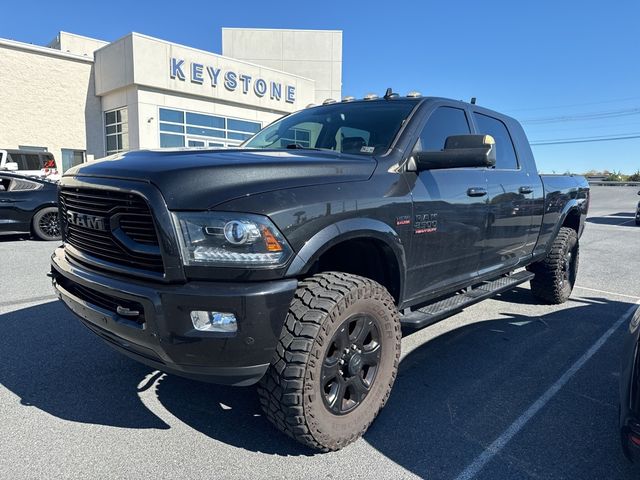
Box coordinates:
[530,133,640,146]
[506,95,640,113]
[521,107,640,125]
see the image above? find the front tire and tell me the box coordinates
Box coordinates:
[528,226,579,304]
[257,272,401,451]
[32,207,61,241]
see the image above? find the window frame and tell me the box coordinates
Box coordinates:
[410,105,473,161]
[157,107,262,149]
[104,107,129,156]
[470,110,521,171]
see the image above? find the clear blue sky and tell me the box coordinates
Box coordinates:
[4,0,639,174]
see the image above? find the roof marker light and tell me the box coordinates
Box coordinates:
[363,93,379,100]
[323,98,337,105]
[342,96,355,102]
[406,91,422,98]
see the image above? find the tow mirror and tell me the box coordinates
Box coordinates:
[412,135,496,171]
[4,162,19,171]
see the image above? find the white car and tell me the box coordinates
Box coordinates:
[0,149,60,180]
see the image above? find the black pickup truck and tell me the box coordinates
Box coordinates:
[51,94,589,451]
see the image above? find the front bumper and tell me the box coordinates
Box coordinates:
[51,247,297,386]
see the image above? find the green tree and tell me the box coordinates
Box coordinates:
[604,170,628,181]
[628,170,640,182]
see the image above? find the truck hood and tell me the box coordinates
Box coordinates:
[65,149,376,210]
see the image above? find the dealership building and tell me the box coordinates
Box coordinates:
[0,28,342,171]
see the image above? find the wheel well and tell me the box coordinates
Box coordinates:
[563,208,581,233]
[310,238,401,303]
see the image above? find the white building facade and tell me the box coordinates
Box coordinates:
[0,28,342,171]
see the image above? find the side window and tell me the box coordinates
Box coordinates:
[7,153,26,170]
[414,107,470,152]
[25,154,42,170]
[473,113,518,169]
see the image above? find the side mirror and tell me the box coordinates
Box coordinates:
[412,135,496,171]
[4,162,19,171]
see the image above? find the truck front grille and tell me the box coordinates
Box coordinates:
[59,188,164,274]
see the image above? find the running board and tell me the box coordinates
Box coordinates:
[400,270,535,329]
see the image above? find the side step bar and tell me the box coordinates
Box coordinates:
[400,270,535,329]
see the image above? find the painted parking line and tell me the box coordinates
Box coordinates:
[574,285,640,300]
[454,299,640,480]
[0,294,57,308]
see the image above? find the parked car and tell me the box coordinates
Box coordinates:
[0,172,60,240]
[635,190,639,225]
[0,149,59,179]
[621,305,640,462]
[50,93,589,451]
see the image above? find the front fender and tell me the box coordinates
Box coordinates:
[285,218,407,293]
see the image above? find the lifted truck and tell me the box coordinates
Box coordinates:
[51,93,589,451]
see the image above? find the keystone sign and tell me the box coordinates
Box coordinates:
[170,57,296,103]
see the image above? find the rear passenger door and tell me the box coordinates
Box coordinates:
[405,105,489,302]
[472,112,534,275]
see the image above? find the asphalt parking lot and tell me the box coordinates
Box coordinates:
[1,185,639,479]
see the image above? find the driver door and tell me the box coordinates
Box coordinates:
[405,106,489,302]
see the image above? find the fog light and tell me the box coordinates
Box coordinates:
[190,311,237,333]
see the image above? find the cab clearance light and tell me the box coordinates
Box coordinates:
[631,434,640,446]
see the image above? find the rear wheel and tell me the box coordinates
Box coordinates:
[528,226,579,304]
[257,272,401,451]
[32,207,61,241]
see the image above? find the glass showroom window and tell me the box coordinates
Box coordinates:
[159,108,261,148]
[105,108,129,155]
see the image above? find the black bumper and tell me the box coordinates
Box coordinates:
[51,247,297,386]
[620,306,640,461]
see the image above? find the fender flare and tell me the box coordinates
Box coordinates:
[285,218,407,297]
[538,199,584,258]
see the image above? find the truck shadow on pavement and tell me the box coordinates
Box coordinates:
[1,290,640,475]
[586,213,638,227]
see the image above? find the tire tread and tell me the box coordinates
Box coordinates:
[257,271,400,451]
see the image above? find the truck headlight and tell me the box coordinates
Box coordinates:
[173,212,293,267]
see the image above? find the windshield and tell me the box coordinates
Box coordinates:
[244,100,418,156]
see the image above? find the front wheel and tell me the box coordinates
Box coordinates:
[32,207,61,241]
[257,272,401,451]
[528,226,579,304]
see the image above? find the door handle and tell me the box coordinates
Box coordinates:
[519,186,534,194]
[467,187,487,197]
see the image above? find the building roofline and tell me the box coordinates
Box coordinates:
[96,31,316,83]
[0,38,94,63]
[57,30,109,45]
[222,27,342,33]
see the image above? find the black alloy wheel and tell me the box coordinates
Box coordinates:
[321,314,381,415]
[32,207,61,241]
[257,272,401,451]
